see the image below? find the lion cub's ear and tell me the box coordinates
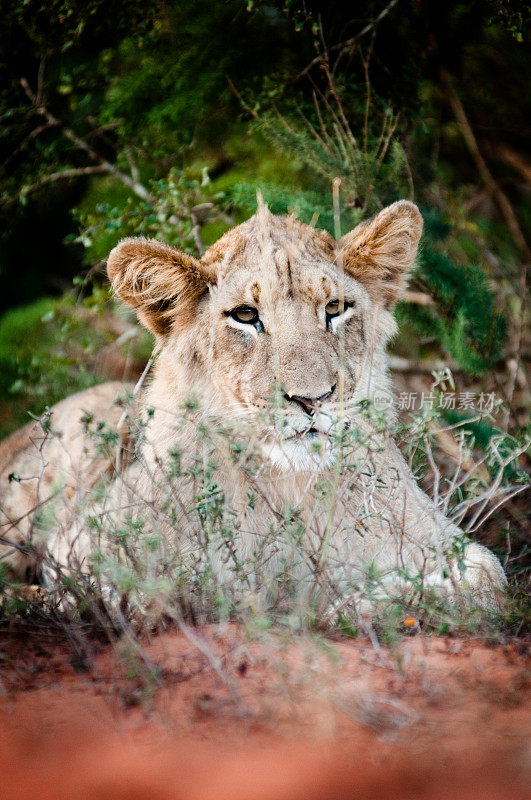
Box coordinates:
[339,200,423,308]
[107,237,214,336]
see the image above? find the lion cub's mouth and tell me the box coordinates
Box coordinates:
[295,427,318,439]
[278,411,338,442]
[265,422,322,446]
[284,414,351,443]
[260,416,335,471]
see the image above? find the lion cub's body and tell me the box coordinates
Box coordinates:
[0,202,506,613]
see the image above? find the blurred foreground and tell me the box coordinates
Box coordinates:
[1,625,528,800]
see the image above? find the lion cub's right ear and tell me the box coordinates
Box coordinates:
[339,201,423,308]
[107,237,215,337]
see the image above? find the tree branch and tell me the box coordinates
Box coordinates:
[2,122,56,170]
[19,77,157,206]
[441,70,530,259]
[440,70,530,432]
[402,290,435,307]
[19,166,109,196]
[298,0,399,79]
[388,356,460,373]
[492,143,531,185]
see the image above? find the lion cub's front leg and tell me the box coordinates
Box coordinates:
[342,435,507,613]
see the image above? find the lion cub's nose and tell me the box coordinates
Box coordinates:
[284,385,335,415]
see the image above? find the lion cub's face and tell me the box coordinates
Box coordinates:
[108,201,423,470]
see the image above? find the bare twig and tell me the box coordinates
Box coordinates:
[377,111,400,165]
[388,356,460,373]
[15,165,109,197]
[313,89,334,147]
[189,207,205,255]
[36,58,46,106]
[492,143,531,185]
[2,122,56,170]
[401,290,435,306]
[360,32,376,155]
[298,0,400,79]
[124,148,139,183]
[431,426,491,483]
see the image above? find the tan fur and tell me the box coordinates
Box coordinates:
[0,383,131,579]
[0,202,506,613]
[0,422,36,475]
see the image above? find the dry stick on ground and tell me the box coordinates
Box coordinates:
[441,70,530,431]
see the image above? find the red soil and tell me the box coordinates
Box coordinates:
[0,625,528,800]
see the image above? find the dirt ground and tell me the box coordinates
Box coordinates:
[0,624,529,800]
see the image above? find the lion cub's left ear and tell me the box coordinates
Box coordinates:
[339,200,423,308]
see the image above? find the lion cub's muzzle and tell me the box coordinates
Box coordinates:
[278,384,338,441]
[283,384,336,416]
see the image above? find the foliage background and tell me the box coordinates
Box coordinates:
[0,0,529,593]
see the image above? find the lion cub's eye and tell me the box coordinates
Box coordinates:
[325,299,351,320]
[230,305,259,324]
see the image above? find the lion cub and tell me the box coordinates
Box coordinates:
[0,200,506,617]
